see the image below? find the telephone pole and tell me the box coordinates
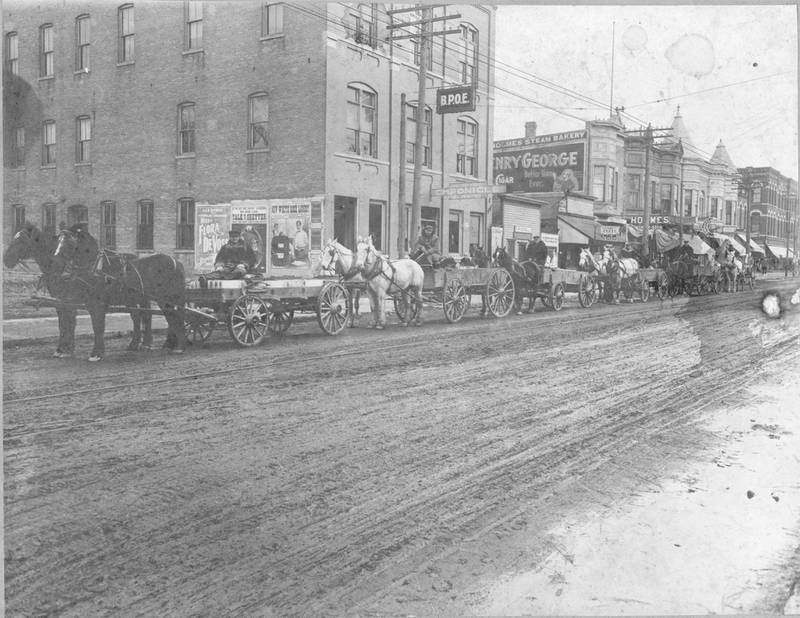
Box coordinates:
[388,5,460,254]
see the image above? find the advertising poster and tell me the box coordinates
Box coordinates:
[269,199,313,274]
[494,141,585,193]
[231,201,269,274]
[195,204,231,273]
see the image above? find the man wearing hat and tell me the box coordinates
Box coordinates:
[412,223,441,267]
[213,229,256,278]
[679,239,694,261]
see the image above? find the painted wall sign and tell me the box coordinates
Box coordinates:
[494,130,587,150]
[436,84,476,114]
[493,143,585,193]
[626,215,673,225]
[431,183,504,198]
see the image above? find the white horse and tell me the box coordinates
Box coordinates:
[579,247,614,302]
[723,250,743,292]
[603,248,640,303]
[315,239,363,326]
[354,235,424,329]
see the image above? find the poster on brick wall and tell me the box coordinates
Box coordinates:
[231,201,269,274]
[195,204,230,273]
[267,199,314,275]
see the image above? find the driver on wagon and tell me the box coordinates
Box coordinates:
[212,229,256,278]
[412,223,442,267]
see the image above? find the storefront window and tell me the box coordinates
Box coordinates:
[449,211,462,254]
[469,212,483,252]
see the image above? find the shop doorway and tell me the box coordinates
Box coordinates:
[334,195,357,251]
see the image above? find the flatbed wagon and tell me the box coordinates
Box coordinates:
[184,276,352,347]
[514,266,598,312]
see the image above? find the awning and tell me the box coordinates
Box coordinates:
[710,233,747,255]
[558,215,595,245]
[734,233,765,255]
[765,243,793,259]
[655,228,681,253]
[686,235,715,258]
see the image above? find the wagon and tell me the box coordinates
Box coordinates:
[666,258,721,297]
[515,267,598,312]
[393,265,516,323]
[184,276,352,347]
[635,267,668,300]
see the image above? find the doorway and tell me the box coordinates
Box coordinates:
[334,195,357,250]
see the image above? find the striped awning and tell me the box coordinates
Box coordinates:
[734,234,765,255]
[765,243,793,259]
[557,215,595,245]
[710,233,747,255]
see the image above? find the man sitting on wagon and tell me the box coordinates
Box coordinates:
[411,223,442,268]
[209,229,256,279]
[679,240,695,262]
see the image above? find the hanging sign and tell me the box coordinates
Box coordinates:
[436,84,476,114]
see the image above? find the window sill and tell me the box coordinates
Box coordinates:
[246,148,270,155]
[182,48,204,56]
[334,151,388,166]
[74,69,90,76]
[174,249,194,254]
[176,154,196,160]
[38,75,54,82]
[40,164,57,170]
[259,33,284,42]
[116,60,135,68]
[74,162,91,167]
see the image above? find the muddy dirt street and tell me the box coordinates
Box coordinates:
[4,281,800,616]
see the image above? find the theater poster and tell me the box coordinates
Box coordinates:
[267,198,314,275]
[195,203,230,273]
[231,200,269,274]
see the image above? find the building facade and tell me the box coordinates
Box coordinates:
[3,2,496,274]
[738,166,798,261]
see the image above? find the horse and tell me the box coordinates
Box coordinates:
[3,223,94,358]
[492,246,541,313]
[603,248,640,303]
[315,239,363,327]
[54,228,188,361]
[354,235,424,329]
[578,247,613,303]
[722,251,743,292]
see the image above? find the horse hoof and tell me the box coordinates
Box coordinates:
[170,348,185,355]
[375,324,384,330]
[515,311,523,315]
[88,355,103,362]
[53,351,74,359]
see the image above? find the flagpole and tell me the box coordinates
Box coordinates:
[609,21,616,117]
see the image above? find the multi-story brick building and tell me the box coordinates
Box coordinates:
[738,167,798,262]
[3,2,495,274]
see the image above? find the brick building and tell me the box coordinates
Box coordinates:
[3,2,495,274]
[738,167,798,261]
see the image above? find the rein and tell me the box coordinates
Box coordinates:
[362,248,403,292]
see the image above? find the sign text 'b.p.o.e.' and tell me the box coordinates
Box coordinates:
[436,85,476,114]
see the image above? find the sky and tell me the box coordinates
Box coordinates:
[493,4,798,177]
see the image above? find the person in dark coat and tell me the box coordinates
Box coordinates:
[528,236,549,267]
[412,223,442,267]
[213,229,256,278]
[679,240,695,261]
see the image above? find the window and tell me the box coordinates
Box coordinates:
[137,200,154,250]
[13,127,25,167]
[698,191,705,216]
[456,117,478,176]
[178,103,195,155]
[710,197,720,220]
[185,1,203,51]
[261,3,284,36]
[76,116,91,163]
[118,4,134,63]
[42,120,56,165]
[469,212,483,252]
[651,181,657,210]
[413,37,432,70]
[101,201,116,248]
[75,15,90,71]
[6,32,19,75]
[405,103,432,167]
[753,187,761,203]
[346,84,376,157]
[592,165,606,201]
[625,174,641,210]
[459,24,477,84]
[42,203,57,237]
[248,93,268,150]
[683,189,693,217]
[350,4,377,47]
[13,205,26,234]
[368,200,384,251]
[449,210,462,254]
[67,204,88,229]
[660,183,673,213]
[177,198,195,250]
[609,167,617,204]
[40,24,54,77]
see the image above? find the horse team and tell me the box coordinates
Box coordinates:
[4,224,761,361]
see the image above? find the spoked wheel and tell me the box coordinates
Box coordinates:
[747,273,755,290]
[316,281,350,335]
[184,307,216,346]
[710,275,721,295]
[578,274,596,308]
[228,295,270,347]
[485,268,515,318]
[443,277,469,323]
[394,292,419,323]
[548,282,565,311]
[656,274,668,300]
[639,278,650,302]
[622,278,634,301]
[267,305,294,335]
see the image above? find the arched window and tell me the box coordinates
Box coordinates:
[118,4,134,63]
[6,32,19,75]
[405,102,432,167]
[75,14,90,71]
[42,203,57,237]
[137,200,154,250]
[346,83,377,157]
[40,24,54,77]
[248,93,269,150]
[459,23,478,84]
[177,102,195,155]
[67,204,88,229]
[100,201,116,248]
[456,116,478,177]
[76,115,91,163]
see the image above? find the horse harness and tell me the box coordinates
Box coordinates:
[361,248,408,295]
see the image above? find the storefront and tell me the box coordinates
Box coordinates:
[493,193,544,258]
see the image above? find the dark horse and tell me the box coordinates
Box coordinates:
[54,227,188,361]
[492,246,542,313]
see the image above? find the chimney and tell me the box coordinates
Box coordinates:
[525,121,537,138]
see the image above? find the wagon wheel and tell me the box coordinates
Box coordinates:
[485,269,515,318]
[710,274,720,295]
[267,305,294,335]
[578,273,596,308]
[550,282,565,311]
[443,277,469,323]
[227,294,270,347]
[394,292,419,323]
[183,311,217,345]
[639,278,650,303]
[656,273,668,300]
[317,281,349,335]
[747,272,755,290]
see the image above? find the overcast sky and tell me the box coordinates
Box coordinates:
[493,3,798,177]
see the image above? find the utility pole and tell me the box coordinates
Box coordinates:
[387,5,460,255]
[397,93,407,255]
[642,124,652,257]
[678,139,684,243]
